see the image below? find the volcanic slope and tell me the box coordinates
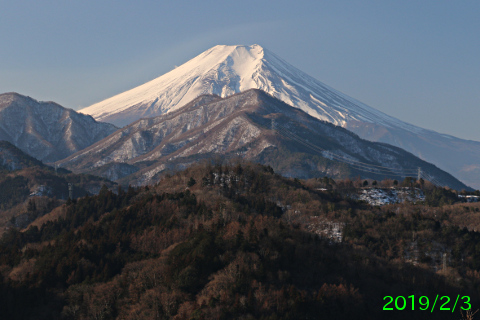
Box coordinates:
[79,44,480,189]
[65,90,468,190]
[0,93,117,163]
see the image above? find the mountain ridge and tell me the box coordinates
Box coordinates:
[0,92,118,163]
[0,140,45,171]
[78,44,480,189]
[64,89,469,190]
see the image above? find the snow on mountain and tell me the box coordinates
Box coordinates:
[0,93,118,163]
[65,90,469,190]
[357,187,425,206]
[80,44,412,131]
[79,45,480,189]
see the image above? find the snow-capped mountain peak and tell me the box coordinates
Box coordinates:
[80,45,266,126]
[78,44,480,189]
[79,44,409,130]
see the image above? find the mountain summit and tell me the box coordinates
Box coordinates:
[79,44,480,189]
[0,93,117,162]
[80,44,404,129]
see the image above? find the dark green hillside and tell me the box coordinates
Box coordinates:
[0,161,478,319]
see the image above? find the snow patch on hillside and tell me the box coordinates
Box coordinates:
[357,187,425,206]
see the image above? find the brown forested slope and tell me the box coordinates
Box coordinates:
[0,161,478,319]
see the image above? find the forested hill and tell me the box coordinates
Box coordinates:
[0,140,45,171]
[0,142,117,237]
[0,161,479,319]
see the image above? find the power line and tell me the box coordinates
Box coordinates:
[264,103,442,183]
[275,125,406,175]
[274,122,417,177]
[276,122,417,173]
[265,102,416,173]
[420,171,443,187]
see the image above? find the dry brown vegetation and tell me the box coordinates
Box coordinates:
[0,161,478,319]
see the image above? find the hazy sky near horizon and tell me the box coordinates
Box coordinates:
[1,0,479,140]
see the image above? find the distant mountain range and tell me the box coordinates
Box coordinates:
[61,89,469,190]
[0,93,117,163]
[79,44,480,189]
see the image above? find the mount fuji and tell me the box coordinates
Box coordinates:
[79,44,480,189]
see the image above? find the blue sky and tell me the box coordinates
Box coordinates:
[1,0,479,140]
